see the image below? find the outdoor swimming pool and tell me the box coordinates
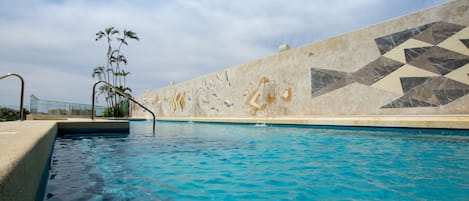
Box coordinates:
[43,121,469,200]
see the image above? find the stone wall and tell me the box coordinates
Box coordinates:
[133,0,469,119]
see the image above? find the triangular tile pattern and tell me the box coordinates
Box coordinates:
[352,57,404,85]
[400,77,430,93]
[383,39,433,63]
[434,89,469,105]
[404,47,432,63]
[310,68,347,97]
[381,96,437,108]
[413,21,465,45]
[311,21,469,109]
[311,58,404,97]
[382,76,469,108]
[437,27,469,56]
[408,46,469,75]
[371,64,440,96]
[444,63,469,85]
[374,23,432,55]
[380,22,469,107]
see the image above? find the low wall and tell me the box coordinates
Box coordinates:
[133,0,469,121]
[0,121,57,201]
[0,120,130,201]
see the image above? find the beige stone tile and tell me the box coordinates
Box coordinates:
[437,26,469,56]
[444,63,469,85]
[309,83,399,115]
[371,64,440,95]
[383,39,433,63]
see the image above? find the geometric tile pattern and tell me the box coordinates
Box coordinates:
[438,26,469,56]
[352,57,405,85]
[371,64,440,96]
[383,39,433,63]
[311,57,405,97]
[407,46,469,75]
[413,21,465,45]
[381,77,469,108]
[311,21,469,108]
[404,47,432,63]
[374,23,433,55]
[445,64,469,85]
[311,68,347,97]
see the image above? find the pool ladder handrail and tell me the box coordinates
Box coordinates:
[0,73,25,121]
[91,81,156,134]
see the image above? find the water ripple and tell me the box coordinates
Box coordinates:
[44,122,469,200]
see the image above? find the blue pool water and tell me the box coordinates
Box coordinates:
[44,121,469,200]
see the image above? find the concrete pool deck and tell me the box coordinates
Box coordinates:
[0,119,129,201]
[0,116,468,200]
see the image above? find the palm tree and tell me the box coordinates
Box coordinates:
[93,27,139,117]
[115,29,139,86]
[95,27,119,83]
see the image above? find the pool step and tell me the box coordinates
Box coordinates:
[57,121,129,137]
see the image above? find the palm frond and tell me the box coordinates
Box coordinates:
[124,29,139,41]
[92,66,105,78]
[117,38,128,46]
[105,27,117,35]
[118,55,127,65]
[95,31,105,41]
[121,69,130,76]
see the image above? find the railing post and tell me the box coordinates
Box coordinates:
[91,81,99,120]
[0,73,25,121]
[91,81,156,134]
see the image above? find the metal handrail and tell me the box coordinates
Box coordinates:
[91,81,156,134]
[0,73,25,121]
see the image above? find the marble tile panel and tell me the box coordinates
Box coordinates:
[374,23,432,55]
[371,64,439,95]
[408,46,469,75]
[404,47,432,63]
[408,77,468,103]
[437,27,469,56]
[381,96,437,108]
[400,77,430,93]
[444,63,469,85]
[352,57,404,85]
[310,68,347,97]
[383,39,433,63]
[414,21,465,45]
[311,21,469,109]
[382,76,469,108]
[434,89,469,105]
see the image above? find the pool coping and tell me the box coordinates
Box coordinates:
[155,115,469,130]
[0,119,129,201]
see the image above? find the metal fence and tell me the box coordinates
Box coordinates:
[30,95,106,118]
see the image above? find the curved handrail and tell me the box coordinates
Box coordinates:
[0,73,25,121]
[91,81,156,134]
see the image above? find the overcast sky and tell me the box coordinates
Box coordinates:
[0,0,450,108]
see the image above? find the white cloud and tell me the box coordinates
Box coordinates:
[0,61,96,108]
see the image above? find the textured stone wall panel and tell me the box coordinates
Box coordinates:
[133,0,469,118]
